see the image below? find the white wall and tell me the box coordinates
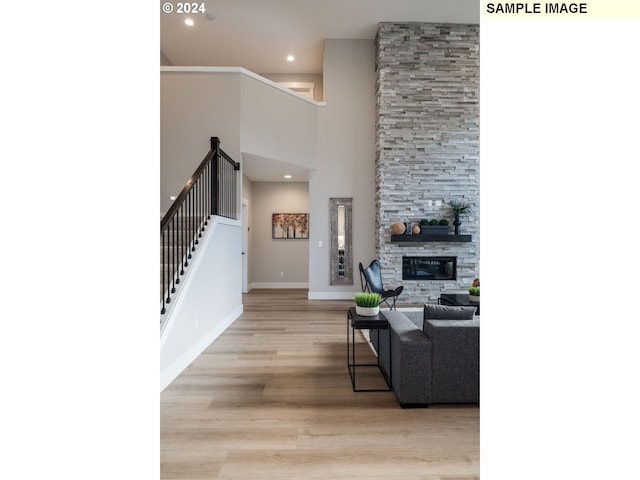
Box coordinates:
[160,51,173,66]
[160,71,241,215]
[240,73,318,170]
[160,217,243,390]
[308,39,377,299]
[250,182,309,288]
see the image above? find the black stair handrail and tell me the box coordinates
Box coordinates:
[160,137,240,315]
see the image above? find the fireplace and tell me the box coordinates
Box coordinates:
[402,256,457,281]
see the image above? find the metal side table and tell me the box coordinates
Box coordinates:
[347,307,392,392]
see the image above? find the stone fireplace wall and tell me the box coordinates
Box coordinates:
[375,23,480,303]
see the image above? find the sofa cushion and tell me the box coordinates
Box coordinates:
[423,318,480,403]
[424,304,476,320]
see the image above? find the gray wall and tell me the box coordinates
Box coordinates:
[375,23,480,303]
[250,181,310,287]
[308,39,377,299]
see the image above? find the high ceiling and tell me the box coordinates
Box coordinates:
[160,0,479,74]
[160,0,479,181]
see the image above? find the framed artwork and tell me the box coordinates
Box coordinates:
[272,213,309,239]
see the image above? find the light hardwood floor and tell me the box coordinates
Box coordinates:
[161,289,479,479]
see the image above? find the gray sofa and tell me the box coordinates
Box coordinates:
[370,304,479,407]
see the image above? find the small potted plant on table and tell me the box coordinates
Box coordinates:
[355,292,382,316]
[468,278,480,301]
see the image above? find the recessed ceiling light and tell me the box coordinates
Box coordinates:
[284,175,292,179]
[286,55,295,62]
[185,18,194,26]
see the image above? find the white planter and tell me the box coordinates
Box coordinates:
[469,295,480,302]
[356,305,380,317]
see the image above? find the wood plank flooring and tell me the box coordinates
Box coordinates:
[161,289,479,479]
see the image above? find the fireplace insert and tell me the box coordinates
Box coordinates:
[402,256,457,281]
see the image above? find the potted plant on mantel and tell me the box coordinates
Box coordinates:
[355,292,382,316]
[448,200,472,235]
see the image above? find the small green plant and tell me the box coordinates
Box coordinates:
[428,219,439,226]
[468,286,480,296]
[419,219,429,226]
[355,292,381,307]
[438,219,449,226]
[448,200,472,217]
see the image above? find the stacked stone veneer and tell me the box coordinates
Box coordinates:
[375,23,480,304]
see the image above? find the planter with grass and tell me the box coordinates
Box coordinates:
[468,286,480,302]
[355,292,382,316]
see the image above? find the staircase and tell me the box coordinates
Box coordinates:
[160,137,240,328]
[159,215,206,305]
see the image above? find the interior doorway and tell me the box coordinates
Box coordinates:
[242,199,249,293]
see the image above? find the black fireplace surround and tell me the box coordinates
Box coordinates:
[402,256,457,281]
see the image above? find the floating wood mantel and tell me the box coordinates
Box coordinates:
[390,234,472,243]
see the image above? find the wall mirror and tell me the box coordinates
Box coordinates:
[329,197,353,285]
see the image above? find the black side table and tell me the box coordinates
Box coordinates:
[347,307,392,392]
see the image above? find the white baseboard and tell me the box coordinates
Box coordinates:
[308,291,359,300]
[250,282,309,289]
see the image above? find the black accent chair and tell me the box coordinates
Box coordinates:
[359,259,404,310]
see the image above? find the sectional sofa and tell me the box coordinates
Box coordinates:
[369,304,479,407]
